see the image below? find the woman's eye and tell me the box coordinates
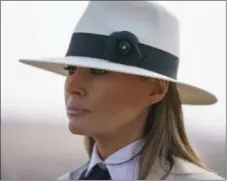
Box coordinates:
[90,68,108,75]
[63,66,108,76]
[64,66,77,75]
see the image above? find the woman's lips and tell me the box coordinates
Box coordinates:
[66,101,91,115]
[67,109,90,115]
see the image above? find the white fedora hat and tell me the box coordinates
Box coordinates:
[19,1,217,105]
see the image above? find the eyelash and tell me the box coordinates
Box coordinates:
[63,66,109,76]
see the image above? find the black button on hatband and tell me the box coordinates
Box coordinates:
[118,40,132,55]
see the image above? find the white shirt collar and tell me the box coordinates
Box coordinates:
[86,139,144,180]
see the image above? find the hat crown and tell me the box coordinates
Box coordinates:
[73,1,179,57]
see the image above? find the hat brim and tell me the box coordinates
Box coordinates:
[19,56,217,105]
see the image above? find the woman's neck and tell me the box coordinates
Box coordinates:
[93,110,148,160]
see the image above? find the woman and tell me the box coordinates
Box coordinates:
[19,1,224,180]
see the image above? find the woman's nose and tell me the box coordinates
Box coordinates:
[65,68,88,96]
[68,87,85,96]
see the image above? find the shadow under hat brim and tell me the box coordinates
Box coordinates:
[19,56,217,105]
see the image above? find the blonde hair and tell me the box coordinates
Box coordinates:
[84,82,206,179]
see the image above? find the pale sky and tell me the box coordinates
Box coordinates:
[1,1,226,133]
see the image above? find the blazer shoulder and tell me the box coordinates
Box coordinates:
[171,172,225,180]
[57,172,70,180]
[146,157,225,180]
[57,163,88,180]
[168,157,225,180]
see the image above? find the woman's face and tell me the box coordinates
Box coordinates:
[64,66,166,136]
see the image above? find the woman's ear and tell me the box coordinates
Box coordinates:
[148,79,169,104]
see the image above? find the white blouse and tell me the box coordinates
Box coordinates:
[85,139,144,180]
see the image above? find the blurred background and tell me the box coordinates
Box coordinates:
[1,1,226,180]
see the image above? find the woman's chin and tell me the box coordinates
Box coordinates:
[68,121,88,135]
